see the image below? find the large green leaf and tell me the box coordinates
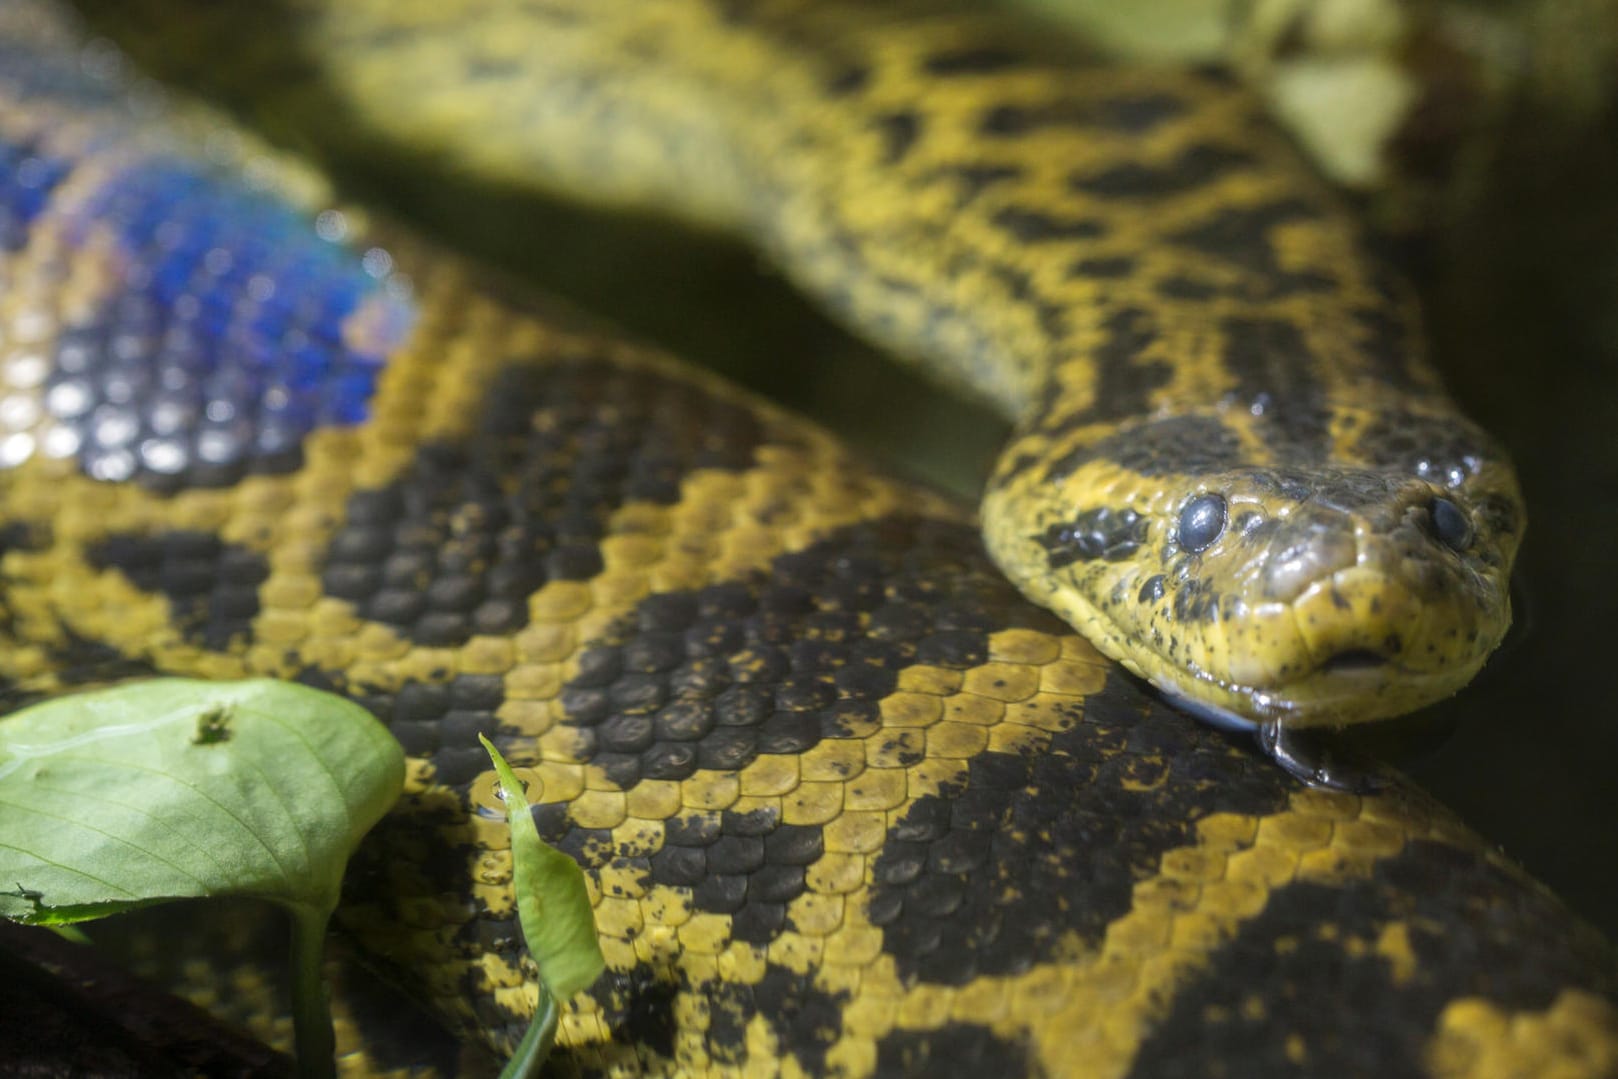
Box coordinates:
[0,678,404,925]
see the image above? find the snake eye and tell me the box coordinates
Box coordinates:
[1177,494,1227,553]
[1429,497,1473,551]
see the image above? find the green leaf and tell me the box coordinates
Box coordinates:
[478,734,604,1002]
[0,678,405,925]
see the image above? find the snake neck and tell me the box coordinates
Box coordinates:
[459,0,1449,427]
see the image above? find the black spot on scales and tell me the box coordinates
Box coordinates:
[1036,507,1148,568]
[87,531,268,651]
[1139,574,1166,603]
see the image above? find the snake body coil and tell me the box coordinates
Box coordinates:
[71,0,1527,766]
[0,2,1607,1078]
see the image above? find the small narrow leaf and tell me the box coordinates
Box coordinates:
[479,734,604,1002]
[0,678,404,925]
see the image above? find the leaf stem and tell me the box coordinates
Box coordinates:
[498,987,559,1079]
[289,903,336,1079]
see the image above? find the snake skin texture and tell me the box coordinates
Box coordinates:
[68,0,1524,742]
[0,2,1615,1077]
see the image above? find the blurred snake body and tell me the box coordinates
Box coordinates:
[0,2,1596,1078]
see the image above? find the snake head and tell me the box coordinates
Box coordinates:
[984,409,1524,730]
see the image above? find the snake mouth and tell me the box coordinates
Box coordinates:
[1317,649,1390,674]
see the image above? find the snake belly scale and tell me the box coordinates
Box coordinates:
[0,2,1612,1078]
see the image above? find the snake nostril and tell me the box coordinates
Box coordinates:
[1429,497,1474,552]
[1319,649,1388,673]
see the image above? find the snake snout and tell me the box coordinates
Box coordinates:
[1258,507,1359,603]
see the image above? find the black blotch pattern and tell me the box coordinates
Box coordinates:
[1359,411,1498,489]
[0,521,41,558]
[561,516,1055,789]
[320,360,776,648]
[922,47,1024,75]
[875,1024,1039,1079]
[867,674,1288,985]
[1083,305,1169,423]
[644,809,824,944]
[1351,305,1426,396]
[1157,275,1220,301]
[1172,577,1222,624]
[0,630,159,716]
[1235,467,1399,509]
[1222,316,1331,460]
[86,531,267,650]
[991,206,1106,243]
[1039,305,1172,452]
[824,64,871,96]
[932,165,1027,205]
[989,264,1070,340]
[708,967,849,1075]
[384,674,507,787]
[1139,574,1166,603]
[1036,506,1148,568]
[874,111,921,163]
[1167,198,1319,284]
[530,804,617,880]
[325,962,465,1077]
[981,93,1186,136]
[1069,256,1135,278]
[1070,144,1254,199]
[1048,415,1245,484]
[582,970,679,1063]
[1127,840,1618,1078]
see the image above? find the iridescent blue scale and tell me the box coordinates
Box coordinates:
[0,36,413,488]
[34,153,414,487]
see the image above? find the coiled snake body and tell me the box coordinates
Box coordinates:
[69,0,1526,784]
[0,2,1605,1077]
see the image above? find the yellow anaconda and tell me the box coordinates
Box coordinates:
[1,2,1612,1078]
[70,0,1526,780]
